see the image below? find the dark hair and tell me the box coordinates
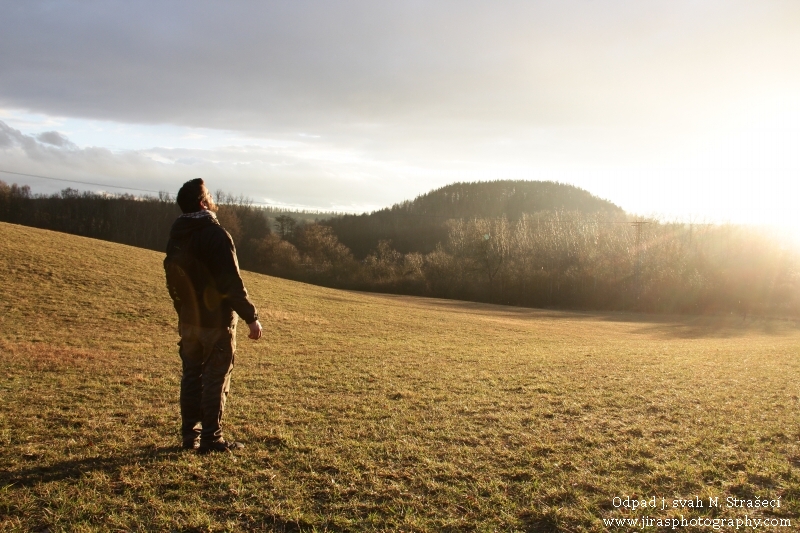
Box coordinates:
[177,178,207,213]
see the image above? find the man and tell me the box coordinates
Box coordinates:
[165,178,262,453]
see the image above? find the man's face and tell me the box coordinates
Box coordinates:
[200,187,219,212]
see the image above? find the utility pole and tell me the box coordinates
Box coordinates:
[630,220,649,306]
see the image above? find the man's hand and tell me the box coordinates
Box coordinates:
[247,320,262,340]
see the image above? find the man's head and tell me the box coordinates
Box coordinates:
[177,178,218,213]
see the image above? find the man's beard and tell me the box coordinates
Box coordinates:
[203,192,219,212]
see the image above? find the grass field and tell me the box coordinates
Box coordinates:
[1,221,799,532]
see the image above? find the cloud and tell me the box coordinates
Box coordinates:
[1,0,798,142]
[1,121,68,161]
[36,131,76,148]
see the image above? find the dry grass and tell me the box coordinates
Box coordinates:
[1,221,799,532]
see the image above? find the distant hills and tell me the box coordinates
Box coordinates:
[324,180,624,257]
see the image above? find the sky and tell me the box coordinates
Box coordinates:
[1,1,799,228]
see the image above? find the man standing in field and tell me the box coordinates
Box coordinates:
[165,178,262,453]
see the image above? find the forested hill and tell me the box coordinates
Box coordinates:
[324,180,624,257]
[391,180,622,219]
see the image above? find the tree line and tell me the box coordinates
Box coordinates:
[2,179,798,316]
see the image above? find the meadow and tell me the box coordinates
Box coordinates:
[1,221,799,532]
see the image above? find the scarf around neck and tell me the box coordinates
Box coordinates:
[180,209,218,220]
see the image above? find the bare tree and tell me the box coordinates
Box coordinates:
[448,217,512,302]
[274,215,297,240]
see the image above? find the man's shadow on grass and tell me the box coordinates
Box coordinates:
[0,445,184,488]
[3,445,327,533]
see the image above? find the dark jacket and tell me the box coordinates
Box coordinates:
[165,212,258,328]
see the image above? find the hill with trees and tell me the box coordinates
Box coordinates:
[323,180,624,257]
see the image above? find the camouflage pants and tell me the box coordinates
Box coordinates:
[178,323,236,445]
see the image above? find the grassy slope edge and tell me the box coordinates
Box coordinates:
[1,221,799,532]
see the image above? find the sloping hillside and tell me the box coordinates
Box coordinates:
[1,222,798,531]
[325,180,624,256]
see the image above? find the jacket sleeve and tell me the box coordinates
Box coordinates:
[164,239,182,317]
[207,227,259,324]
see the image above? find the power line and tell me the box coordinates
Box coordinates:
[352,212,639,222]
[0,168,343,214]
[0,169,166,195]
